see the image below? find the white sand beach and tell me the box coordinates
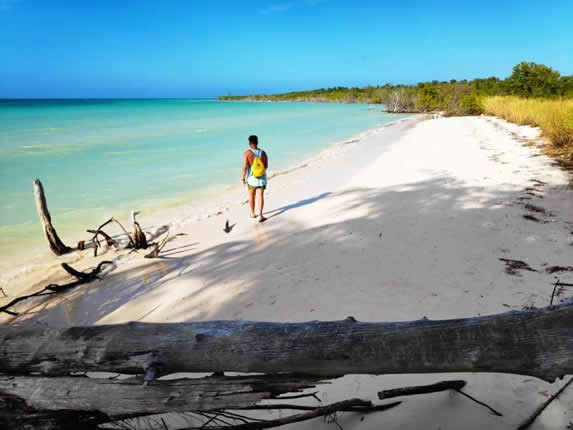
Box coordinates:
[1,115,573,429]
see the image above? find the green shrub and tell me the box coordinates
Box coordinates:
[460,95,483,115]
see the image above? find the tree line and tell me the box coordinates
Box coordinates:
[218,62,573,116]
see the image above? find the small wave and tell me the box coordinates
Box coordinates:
[9,143,86,156]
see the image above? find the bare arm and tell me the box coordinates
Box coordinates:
[262,151,268,169]
[241,151,250,183]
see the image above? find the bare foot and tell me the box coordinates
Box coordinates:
[259,216,268,223]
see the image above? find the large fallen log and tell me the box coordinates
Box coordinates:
[0,301,571,381]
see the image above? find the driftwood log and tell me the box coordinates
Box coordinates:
[0,301,571,380]
[0,302,571,429]
[17,180,573,428]
[33,179,71,256]
[0,374,324,417]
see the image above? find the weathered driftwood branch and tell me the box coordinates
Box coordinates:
[86,229,115,248]
[378,380,466,399]
[111,216,135,248]
[185,399,401,430]
[0,302,571,381]
[145,230,172,258]
[454,387,503,416]
[84,215,145,256]
[0,374,325,418]
[0,261,113,316]
[33,179,71,256]
[239,402,400,412]
[550,279,573,306]
[131,210,148,249]
[145,231,187,258]
[516,376,573,430]
[84,215,148,253]
[85,218,118,256]
[378,380,502,416]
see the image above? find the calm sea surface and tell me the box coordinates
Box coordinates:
[0,99,405,257]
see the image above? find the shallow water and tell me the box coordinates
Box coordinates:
[0,99,407,257]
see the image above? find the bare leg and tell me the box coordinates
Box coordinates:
[248,188,256,218]
[258,188,267,222]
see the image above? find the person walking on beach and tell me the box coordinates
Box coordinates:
[242,135,268,222]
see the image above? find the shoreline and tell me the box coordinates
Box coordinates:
[0,115,417,288]
[1,99,401,264]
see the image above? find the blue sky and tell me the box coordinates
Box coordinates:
[0,0,571,98]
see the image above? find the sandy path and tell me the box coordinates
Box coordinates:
[2,115,572,429]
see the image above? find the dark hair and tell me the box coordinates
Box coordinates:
[248,135,258,146]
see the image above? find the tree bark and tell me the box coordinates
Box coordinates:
[0,302,571,381]
[0,374,324,418]
[33,179,71,256]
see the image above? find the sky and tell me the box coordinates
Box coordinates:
[0,0,572,98]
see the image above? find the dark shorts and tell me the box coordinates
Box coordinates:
[248,184,266,191]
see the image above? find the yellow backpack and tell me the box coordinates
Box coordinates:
[251,149,266,178]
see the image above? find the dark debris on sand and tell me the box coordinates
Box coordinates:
[523,214,547,223]
[545,266,573,274]
[499,258,538,276]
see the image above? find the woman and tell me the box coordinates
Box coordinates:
[241,135,269,222]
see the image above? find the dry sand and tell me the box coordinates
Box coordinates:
[1,115,573,429]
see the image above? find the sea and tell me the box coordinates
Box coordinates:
[0,99,406,259]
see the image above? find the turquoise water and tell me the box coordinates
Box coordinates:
[0,99,405,257]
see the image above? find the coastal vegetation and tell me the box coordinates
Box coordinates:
[219,62,573,162]
[482,96,573,164]
[219,62,572,113]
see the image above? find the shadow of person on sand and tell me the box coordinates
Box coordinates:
[264,192,331,219]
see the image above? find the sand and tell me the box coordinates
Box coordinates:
[1,115,572,429]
